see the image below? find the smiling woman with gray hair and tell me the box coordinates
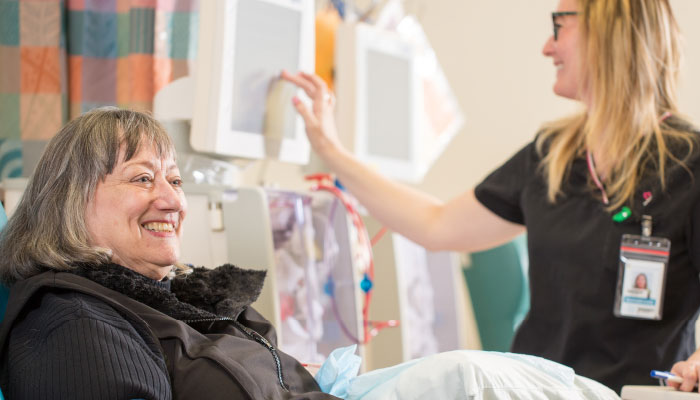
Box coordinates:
[0,108,624,400]
[0,107,337,399]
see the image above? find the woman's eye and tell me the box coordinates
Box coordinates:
[171,178,183,187]
[135,176,152,183]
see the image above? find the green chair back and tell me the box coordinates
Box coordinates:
[464,234,530,352]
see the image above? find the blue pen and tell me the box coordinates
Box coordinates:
[651,370,700,389]
[651,370,684,384]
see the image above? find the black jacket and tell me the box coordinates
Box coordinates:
[0,263,340,399]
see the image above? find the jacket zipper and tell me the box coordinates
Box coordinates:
[182,316,289,392]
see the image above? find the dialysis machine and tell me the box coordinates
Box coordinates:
[176,175,367,364]
[172,164,473,368]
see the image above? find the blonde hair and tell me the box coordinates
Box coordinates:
[536,0,696,210]
[0,107,182,284]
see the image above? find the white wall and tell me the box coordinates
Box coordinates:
[674,0,700,129]
[413,0,700,200]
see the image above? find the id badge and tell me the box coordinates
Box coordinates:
[613,234,670,320]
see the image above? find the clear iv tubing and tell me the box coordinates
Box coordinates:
[268,191,362,343]
[307,173,398,344]
[321,199,361,343]
[324,199,396,343]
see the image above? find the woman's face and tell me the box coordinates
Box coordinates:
[542,0,584,101]
[635,274,647,289]
[85,143,187,280]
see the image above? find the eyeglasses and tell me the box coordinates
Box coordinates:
[552,11,578,41]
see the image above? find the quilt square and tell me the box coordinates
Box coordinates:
[83,0,116,13]
[0,1,20,46]
[126,54,154,102]
[129,8,155,54]
[81,57,116,102]
[170,11,197,59]
[0,46,21,93]
[67,55,83,102]
[19,1,61,47]
[0,94,21,140]
[20,93,63,140]
[66,0,85,11]
[20,46,61,93]
[66,10,84,55]
[83,10,118,58]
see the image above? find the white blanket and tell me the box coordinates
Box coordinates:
[319,349,620,400]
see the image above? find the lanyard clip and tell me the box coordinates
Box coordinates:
[642,215,652,237]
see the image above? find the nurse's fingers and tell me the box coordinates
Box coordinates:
[300,71,329,92]
[280,70,316,98]
[681,364,700,392]
[671,361,700,392]
[295,72,334,114]
[291,96,318,129]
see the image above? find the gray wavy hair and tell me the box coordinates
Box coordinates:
[0,107,179,284]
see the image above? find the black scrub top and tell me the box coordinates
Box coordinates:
[474,129,700,393]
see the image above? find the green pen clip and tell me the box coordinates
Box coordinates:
[612,206,632,222]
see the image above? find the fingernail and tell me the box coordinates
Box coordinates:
[292,96,300,105]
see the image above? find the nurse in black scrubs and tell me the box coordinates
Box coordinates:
[284,0,700,393]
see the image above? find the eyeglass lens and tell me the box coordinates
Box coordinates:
[551,11,578,41]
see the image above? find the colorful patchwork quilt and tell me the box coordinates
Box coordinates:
[0,0,199,178]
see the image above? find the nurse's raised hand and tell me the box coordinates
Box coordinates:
[670,359,700,392]
[280,70,346,159]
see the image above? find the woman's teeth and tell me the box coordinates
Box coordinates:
[143,222,174,232]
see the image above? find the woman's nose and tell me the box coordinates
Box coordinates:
[542,35,555,57]
[153,179,184,211]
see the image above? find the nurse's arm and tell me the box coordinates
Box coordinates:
[285,70,524,253]
[307,144,524,252]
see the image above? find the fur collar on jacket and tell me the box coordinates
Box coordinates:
[72,263,266,322]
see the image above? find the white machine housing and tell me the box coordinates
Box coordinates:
[334,21,464,183]
[190,0,314,164]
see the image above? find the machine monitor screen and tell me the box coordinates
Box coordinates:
[335,21,464,183]
[191,0,314,164]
